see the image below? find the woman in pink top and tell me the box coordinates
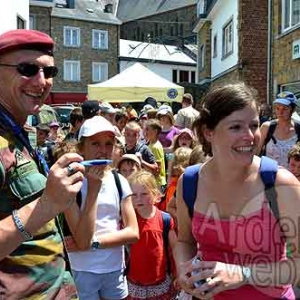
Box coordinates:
[175,82,300,299]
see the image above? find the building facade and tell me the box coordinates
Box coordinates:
[30,0,121,104]
[194,0,268,104]
[271,0,300,100]
[118,0,197,46]
[0,0,30,34]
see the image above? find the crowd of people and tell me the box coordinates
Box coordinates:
[1,28,300,300]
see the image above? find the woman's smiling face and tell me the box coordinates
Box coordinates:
[207,104,260,164]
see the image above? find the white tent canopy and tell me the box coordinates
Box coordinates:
[88,62,184,103]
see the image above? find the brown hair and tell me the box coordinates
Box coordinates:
[146,119,162,134]
[188,145,207,165]
[193,82,258,156]
[288,142,300,162]
[125,121,141,132]
[52,140,78,161]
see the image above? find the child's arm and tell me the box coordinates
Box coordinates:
[64,167,103,250]
[166,195,177,226]
[93,196,139,248]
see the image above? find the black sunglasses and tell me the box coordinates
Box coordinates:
[0,62,58,79]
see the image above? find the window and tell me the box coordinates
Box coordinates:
[29,14,35,30]
[172,69,178,83]
[64,27,80,47]
[64,60,80,82]
[191,71,196,83]
[199,44,205,69]
[92,62,108,82]
[222,18,233,58]
[197,0,206,17]
[213,34,217,58]
[179,70,189,82]
[282,0,300,31]
[17,16,25,29]
[92,29,108,50]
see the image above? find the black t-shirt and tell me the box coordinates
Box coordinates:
[125,142,156,164]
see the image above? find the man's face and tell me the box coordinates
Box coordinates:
[0,50,54,124]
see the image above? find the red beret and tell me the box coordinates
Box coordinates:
[0,29,54,56]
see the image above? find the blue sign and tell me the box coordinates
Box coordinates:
[167,88,178,99]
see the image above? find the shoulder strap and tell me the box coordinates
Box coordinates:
[161,211,171,274]
[264,120,277,146]
[112,169,123,202]
[182,164,201,218]
[294,121,300,142]
[259,156,279,220]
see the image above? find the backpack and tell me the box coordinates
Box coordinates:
[260,120,300,156]
[182,156,279,219]
[125,211,172,276]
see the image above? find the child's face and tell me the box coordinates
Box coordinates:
[178,133,192,148]
[145,126,157,141]
[119,161,139,178]
[131,183,155,209]
[289,157,300,181]
[117,116,127,131]
[82,132,114,160]
[124,128,139,149]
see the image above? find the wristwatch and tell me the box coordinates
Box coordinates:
[91,235,101,251]
[241,266,252,283]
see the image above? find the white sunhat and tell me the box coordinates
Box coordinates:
[78,116,116,140]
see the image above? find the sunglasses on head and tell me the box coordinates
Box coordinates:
[0,62,58,79]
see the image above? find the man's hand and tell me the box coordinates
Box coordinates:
[42,153,85,214]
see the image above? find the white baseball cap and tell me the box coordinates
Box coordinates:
[157,104,172,115]
[78,116,116,140]
[99,102,116,114]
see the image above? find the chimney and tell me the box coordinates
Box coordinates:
[68,0,75,8]
[104,3,113,13]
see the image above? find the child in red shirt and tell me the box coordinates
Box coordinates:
[127,170,178,300]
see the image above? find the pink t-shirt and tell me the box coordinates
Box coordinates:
[192,202,294,300]
[158,126,180,148]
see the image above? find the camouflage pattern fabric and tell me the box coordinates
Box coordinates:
[0,128,78,299]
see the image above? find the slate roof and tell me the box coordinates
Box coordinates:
[119,39,196,65]
[117,0,197,22]
[52,0,122,25]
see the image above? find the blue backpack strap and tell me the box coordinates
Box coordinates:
[183,164,201,218]
[161,211,171,274]
[259,156,279,220]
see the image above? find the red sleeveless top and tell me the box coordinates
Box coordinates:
[192,202,295,300]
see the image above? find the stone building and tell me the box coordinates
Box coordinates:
[193,0,268,104]
[271,0,300,100]
[117,0,197,46]
[30,0,121,104]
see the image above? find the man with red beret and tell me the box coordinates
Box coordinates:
[0,29,85,298]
